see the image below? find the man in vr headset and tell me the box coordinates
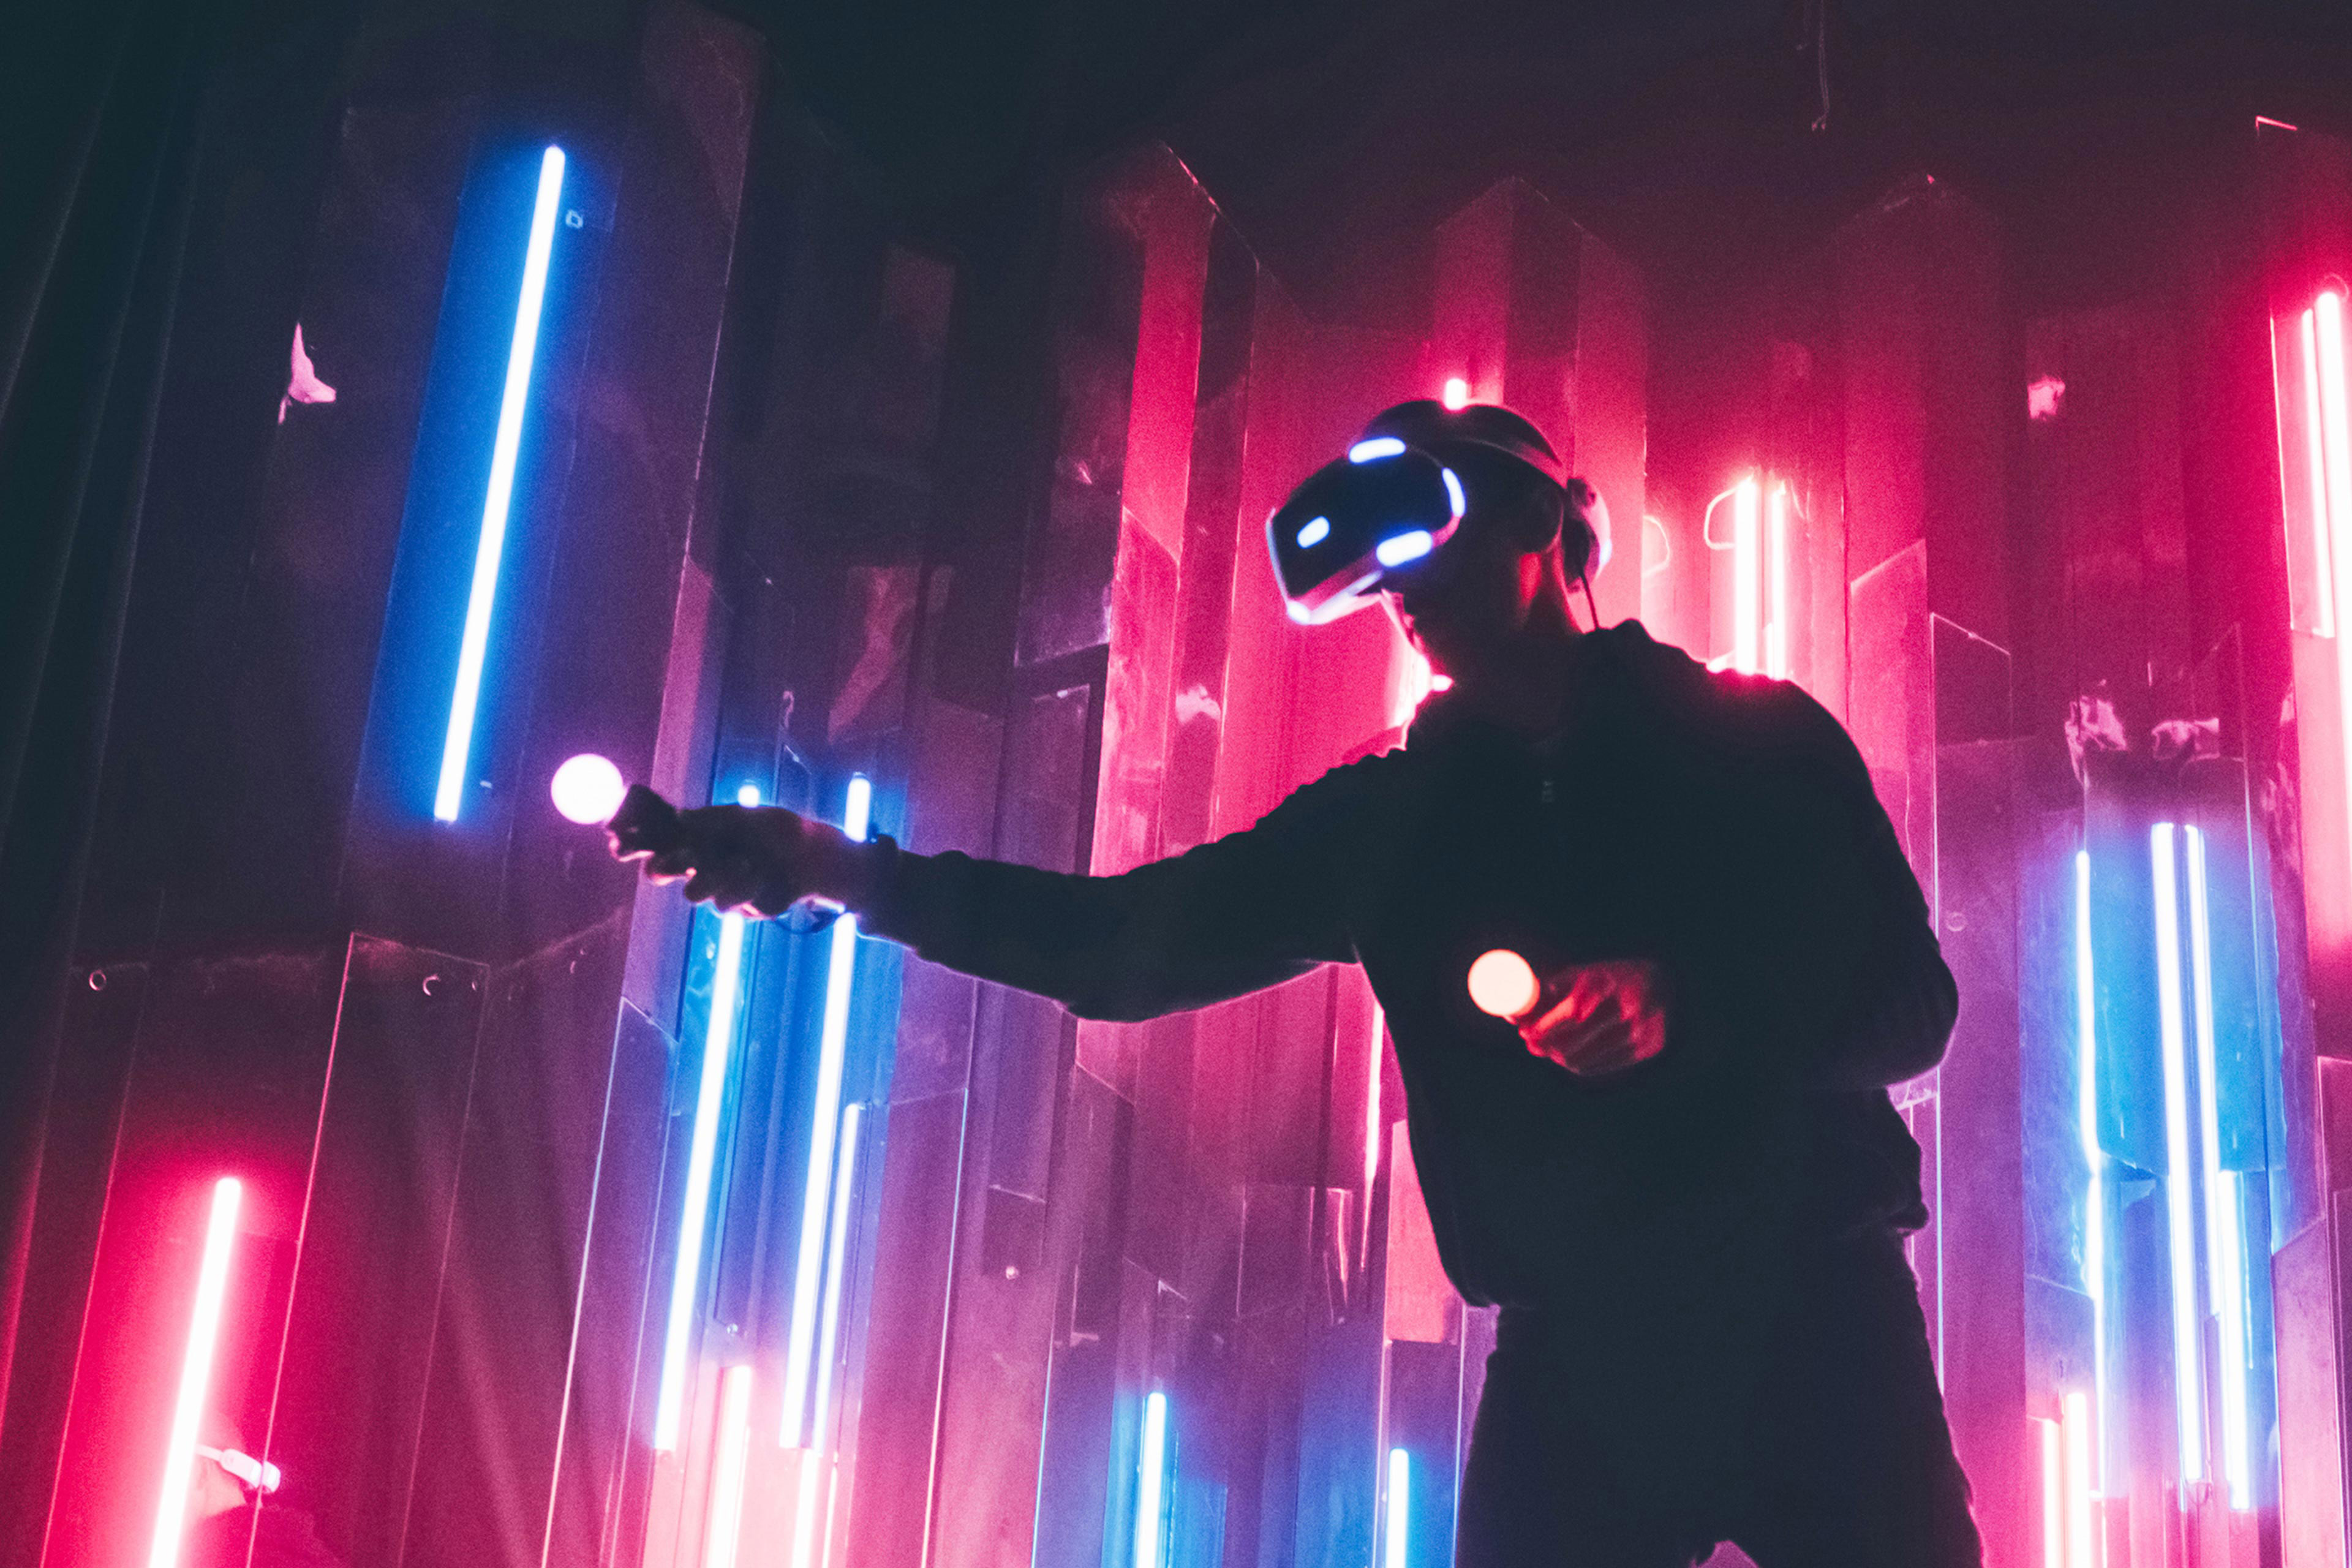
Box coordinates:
[622,399,1977,1565]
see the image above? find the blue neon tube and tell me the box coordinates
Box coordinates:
[2074,850,2110,1491]
[433,145,565,822]
[652,783,758,1451]
[781,775,872,1445]
[1384,1447,1411,1568]
[1134,1390,1169,1568]
[2185,827,2253,1508]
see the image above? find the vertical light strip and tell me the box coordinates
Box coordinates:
[807,1104,864,1453]
[2317,293,2352,905]
[1365,1005,1386,1201]
[655,785,758,1452]
[703,1366,755,1568]
[789,1106,867,1568]
[2037,1417,2065,1568]
[434,146,567,822]
[1764,482,1790,679]
[782,775,873,1444]
[2062,1389,2096,1567]
[2186,827,2253,1510]
[1732,477,1760,675]
[1134,1389,1170,1568]
[1384,1447,1412,1568]
[2073,850,2109,1489]
[150,1178,243,1568]
[2302,310,2336,638]
[2150,823,2206,1485]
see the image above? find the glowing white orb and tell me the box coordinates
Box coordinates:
[1442,376,1471,411]
[1467,949,1539,1020]
[736,783,761,806]
[551,753,626,824]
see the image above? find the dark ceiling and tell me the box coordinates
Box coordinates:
[736,0,2352,314]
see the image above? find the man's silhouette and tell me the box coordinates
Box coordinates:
[628,400,1980,1565]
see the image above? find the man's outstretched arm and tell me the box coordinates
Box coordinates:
[634,760,1379,1022]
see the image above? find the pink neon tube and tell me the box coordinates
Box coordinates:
[1732,478,1760,675]
[2302,310,2335,638]
[1765,483,1789,679]
[150,1177,243,1568]
[2316,293,2352,909]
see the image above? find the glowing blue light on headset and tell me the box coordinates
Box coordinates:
[1296,516,1331,548]
[1348,437,1407,463]
[1376,530,1434,568]
[1442,467,1465,518]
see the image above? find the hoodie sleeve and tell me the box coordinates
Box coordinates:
[1731,682,1959,1092]
[861,755,1384,1022]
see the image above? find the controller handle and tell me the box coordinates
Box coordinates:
[606,784,685,862]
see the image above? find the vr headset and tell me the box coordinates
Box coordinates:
[1268,437,1467,625]
[1267,400,1594,625]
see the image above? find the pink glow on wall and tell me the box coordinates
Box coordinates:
[149,1177,243,1568]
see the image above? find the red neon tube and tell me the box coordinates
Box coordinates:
[149,1177,243,1568]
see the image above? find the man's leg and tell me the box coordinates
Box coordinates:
[1455,1317,1717,1568]
[1728,1228,1981,1568]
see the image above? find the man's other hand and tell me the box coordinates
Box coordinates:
[630,803,872,918]
[1517,959,1667,1079]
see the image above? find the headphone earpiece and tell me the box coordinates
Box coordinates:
[1560,478,1604,580]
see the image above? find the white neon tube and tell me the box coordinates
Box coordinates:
[704,1365,755,1568]
[2186,827,2253,1509]
[1134,1390,1170,1568]
[2302,310,2336,638]
[2038,1417,2064,1568]
[1732,477,1760,675]
[1384,1447,1412,1568]
[781,775,872,1445]
[2062,1389,2095,1567]
[654,862,754,1451]
[808,1104,864,1450]
[2073,851,2109,1490]
[150,1177,243,1568]
[434,146,566,822]
[2150,823,2206,1484]
[788,1107,864,1568]
[1765,483,1790,679]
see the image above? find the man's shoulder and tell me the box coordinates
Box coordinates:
[1604,624,1853,759]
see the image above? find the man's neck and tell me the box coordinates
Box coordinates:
[1447,599,1586,738]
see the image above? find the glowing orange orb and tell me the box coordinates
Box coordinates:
[1467,949,1539,1019]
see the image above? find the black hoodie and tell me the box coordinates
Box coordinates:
[867,620,1953,1379]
